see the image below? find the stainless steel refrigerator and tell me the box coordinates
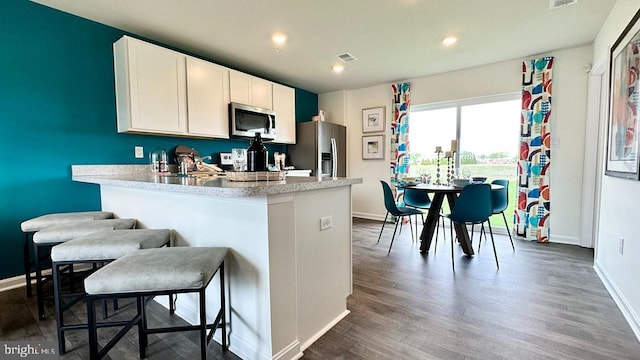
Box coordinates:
[288,121,346,177]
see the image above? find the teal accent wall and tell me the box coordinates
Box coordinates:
[295,88,319,123]
[0,0,317,279]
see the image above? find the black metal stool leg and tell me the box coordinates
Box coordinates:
[87,297,99,359]
[24,233,33,297]
[199,289,207,360]
[33,242,45,320]
[137,296,146,359]
[52,262,66,354]
[220,262,227,351]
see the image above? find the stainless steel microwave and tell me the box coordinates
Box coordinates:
[229,102,276,140]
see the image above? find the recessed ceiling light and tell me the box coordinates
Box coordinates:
[442,36,458,46]
[332,64,344,73]
[272,34,287,45]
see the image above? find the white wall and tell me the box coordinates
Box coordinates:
[318,90,347,126]
[323,45,593,245]
[593,0,640,340]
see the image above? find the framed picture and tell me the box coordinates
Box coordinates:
[606,8,640,179]
[362,106,385,133]
[362,135,385,160]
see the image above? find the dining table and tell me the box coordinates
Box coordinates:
[398,182,504,256]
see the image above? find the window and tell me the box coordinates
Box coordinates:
[409,93,520,227]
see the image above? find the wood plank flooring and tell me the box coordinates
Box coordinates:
[303,218,640,360]
[1,218,639,359]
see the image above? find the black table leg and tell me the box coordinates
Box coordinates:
[419,193,445,253]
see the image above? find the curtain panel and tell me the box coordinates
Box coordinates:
[517,57,552,242]
[390,82,411,200]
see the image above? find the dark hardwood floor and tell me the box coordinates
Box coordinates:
[1,218,639,359]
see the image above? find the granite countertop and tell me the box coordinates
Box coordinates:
[71,165,362,198]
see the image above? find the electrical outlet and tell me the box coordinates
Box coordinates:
[134,146,144,158]
[220,153,233,165]
[619,237,624,255]
[320,216,333,231]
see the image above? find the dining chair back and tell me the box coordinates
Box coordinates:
[378,181,424,254]
[403,189,432,209]
[445,183,498,270]
[490,179,515,251]
[450,184,493,224]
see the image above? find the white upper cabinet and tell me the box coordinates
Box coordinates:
[186,57,230,138]
[114,36,187,135]
[114,36,294,141]
[230,70,273,109]
[272,83,296,144]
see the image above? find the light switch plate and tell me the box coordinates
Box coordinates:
[220,153,233,165]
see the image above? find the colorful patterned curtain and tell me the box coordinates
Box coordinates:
[391,82,411,192]
[516,57,552,242]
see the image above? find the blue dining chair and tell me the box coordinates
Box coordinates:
[489,179,515,251]
[378,181,424,254]
[444,183,499,271]
[403,189,447,247]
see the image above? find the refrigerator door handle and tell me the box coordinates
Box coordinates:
[331,138,338,179]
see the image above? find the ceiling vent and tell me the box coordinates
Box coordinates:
[336,53,358,63]
[549,0,578,9]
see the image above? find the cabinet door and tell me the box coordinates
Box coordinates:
[273,83,296,144]
[229,70,251,105]
[229,70,273,109]
[116,37,187,134]
[251,77,273,110]
[186,57,230,138]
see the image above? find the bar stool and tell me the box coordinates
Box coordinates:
[20,211,114,297]
[51,229,171,354]
[84,247,229,360]
[31,218,137,320]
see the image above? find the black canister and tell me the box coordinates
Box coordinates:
[247,133,268,172]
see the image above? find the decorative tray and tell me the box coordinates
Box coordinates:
[226,171,285,182]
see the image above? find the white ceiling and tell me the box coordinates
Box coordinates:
[32,0,616,94]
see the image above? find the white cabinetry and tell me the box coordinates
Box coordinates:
[114,36,294,141]
[186,57,230,138]
[114,36,187,135]
[272,83,296,144]
[230,70,273,109]
[114,36,230,139]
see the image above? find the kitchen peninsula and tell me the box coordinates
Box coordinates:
[72,165,362,360]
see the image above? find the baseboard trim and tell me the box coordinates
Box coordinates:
[594,260,640,342]
[353,213,386,222]
[273,340,302,360]
[0,274,27,293]
[300,310,350,351]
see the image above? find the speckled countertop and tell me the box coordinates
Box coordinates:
[71,165,362,198]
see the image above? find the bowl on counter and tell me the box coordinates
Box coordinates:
[452,178,472,187]
[471,176,487,183]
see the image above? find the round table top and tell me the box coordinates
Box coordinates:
[397,182,503,192]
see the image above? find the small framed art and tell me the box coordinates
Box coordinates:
[362,106,385,133]
[362,135,385,160]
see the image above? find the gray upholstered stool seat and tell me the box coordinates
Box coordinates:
[20,211,113,298]
[84,247,229,360]
[34,219,137,244]
[31,218,136,320]
[21,211,114,232]
[51,229,171,355]
[51,229,170,262]
[85,247,227,294]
